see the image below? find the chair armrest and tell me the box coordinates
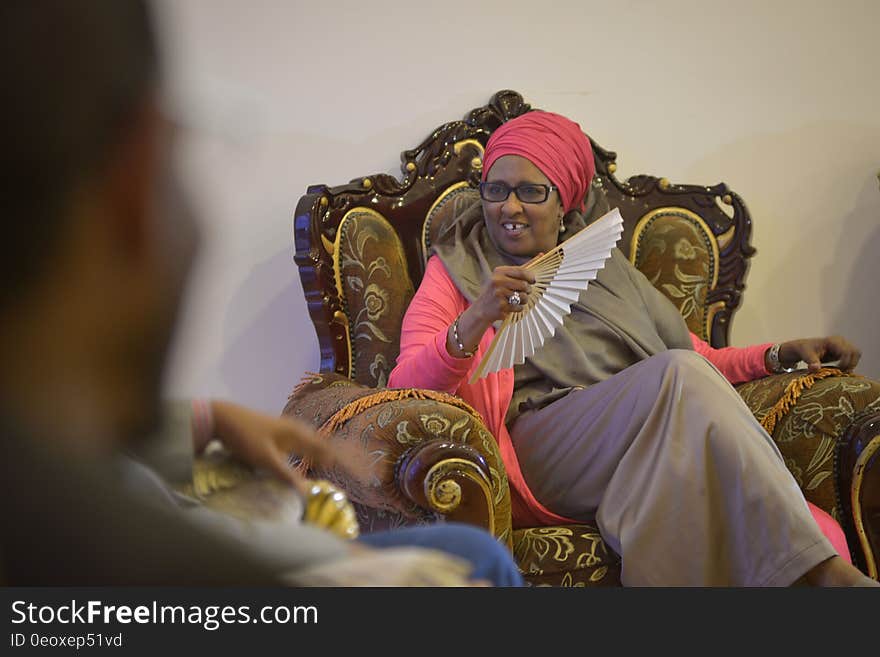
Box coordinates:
[284,373,513,545]
[736,369,880,577]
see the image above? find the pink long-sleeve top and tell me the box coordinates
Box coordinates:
[387,257,850,560]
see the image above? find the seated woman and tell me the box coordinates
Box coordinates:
[388,110,875,586]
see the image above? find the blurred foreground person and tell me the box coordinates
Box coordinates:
[0,0,521,587]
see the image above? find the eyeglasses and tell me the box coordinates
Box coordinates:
[479,182,558,204]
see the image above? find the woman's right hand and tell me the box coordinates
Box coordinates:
[471,265,536,324]
[447,265,535,358]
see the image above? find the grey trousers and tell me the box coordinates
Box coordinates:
[509,349,834,586]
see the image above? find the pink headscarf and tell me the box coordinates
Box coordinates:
[481,110,596,213]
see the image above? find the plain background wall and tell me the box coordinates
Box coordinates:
[157,0,880,414]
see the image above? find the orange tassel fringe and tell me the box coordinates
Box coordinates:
[319,388,482,435]
[759,367,854,435]
[289,379,483,475]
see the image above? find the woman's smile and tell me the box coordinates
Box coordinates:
[501,221,529,236]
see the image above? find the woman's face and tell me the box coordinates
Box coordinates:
[482,155,564,258]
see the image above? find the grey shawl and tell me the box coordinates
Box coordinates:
[431,187,693,424]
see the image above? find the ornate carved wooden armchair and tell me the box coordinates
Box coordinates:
[286,90,880,585]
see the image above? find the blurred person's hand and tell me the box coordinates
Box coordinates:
[196,400,341,494]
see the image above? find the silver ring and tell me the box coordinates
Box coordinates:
[508,291,522,306]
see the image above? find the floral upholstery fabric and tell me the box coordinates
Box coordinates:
[337,211,414,387]
[630,209,717,341]
[736,373,880,523]
[513,525,621,587]
[284,373,513,545]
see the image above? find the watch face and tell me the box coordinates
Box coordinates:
[767,343,797,374]
[768,344,783,373]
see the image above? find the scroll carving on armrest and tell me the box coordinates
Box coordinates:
[396,440,505,545]
[283,373,512,542]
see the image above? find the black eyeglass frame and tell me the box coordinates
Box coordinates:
[478,182,558,204]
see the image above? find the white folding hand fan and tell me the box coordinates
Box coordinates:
[469,206,624,383]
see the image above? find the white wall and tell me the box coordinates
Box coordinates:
[157,0,880,413]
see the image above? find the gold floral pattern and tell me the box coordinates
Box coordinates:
[516,527,576,565]
[337,212,414,386]
[633,212,714,340]
[369,354,390,388]
[419,413,451,437]
[574,529,609,569]
[362,283,389,322]
[395,420,419,446]
[512,525,621,587]
[673,237,697,260]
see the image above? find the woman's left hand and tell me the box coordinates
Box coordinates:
[778,336,862,372]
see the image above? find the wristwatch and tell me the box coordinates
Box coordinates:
[767,343,798,374]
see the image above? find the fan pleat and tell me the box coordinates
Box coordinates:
[518,313,535,358]
[540,291,575,316]
[530,303,557,339]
